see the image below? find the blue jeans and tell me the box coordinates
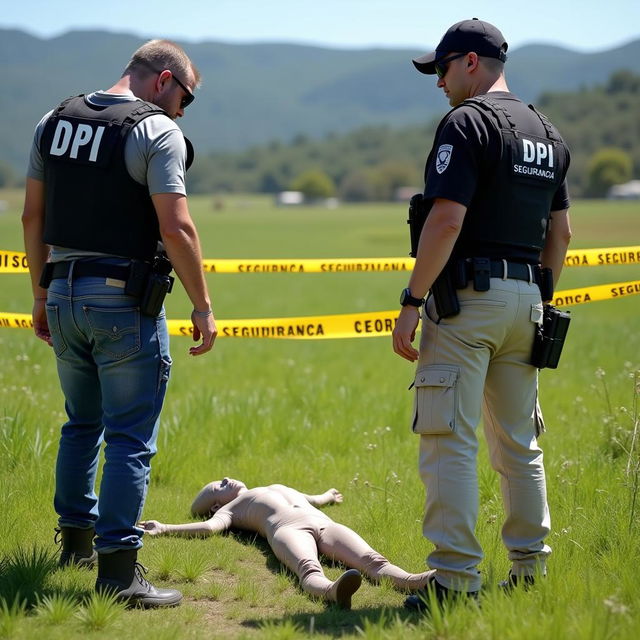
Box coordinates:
[46,260,171,553]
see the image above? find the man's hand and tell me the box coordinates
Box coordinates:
[32,299,52,347]
[190,310,217,356]
[139,520,167,536]
[392,306,421,362]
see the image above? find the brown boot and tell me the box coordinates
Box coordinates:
[95,549,182,608]
[55,527,98,569]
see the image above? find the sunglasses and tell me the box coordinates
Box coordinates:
[140,60,195,109]
[434,52,467,79]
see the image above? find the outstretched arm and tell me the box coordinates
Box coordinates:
[140,513,231,538]
[303,488,343,507]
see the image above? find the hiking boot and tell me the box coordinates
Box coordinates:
[327,569,362,609]
[95,549,182,608]
[499,571,536,591]
[55,526,98,569]
[404,572,478,613]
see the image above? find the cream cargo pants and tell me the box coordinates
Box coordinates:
[414,277,551,592]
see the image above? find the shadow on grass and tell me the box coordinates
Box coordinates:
[241,605,418,636]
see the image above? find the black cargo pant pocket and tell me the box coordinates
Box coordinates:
[411,365,460,435]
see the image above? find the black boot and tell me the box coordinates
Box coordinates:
[95,549,182,608]
[55,527,98,569]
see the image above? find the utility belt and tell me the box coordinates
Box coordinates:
[39,254,174,317]
[430,258,554,318]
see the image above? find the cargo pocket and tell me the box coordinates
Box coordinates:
[45,303,67,357]
[84,306,141,360]
[411,365,460,435]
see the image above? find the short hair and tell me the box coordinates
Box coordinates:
[479,55,505,76]
[124,39,201,88]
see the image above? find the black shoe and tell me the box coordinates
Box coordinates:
[95,549,182,608]
[498,571,536,591]
[404,574,478,613]
[55,527,98,569]
[329,569,362,610]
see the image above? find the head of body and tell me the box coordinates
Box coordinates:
[190,478,248,517]
[107,39,201,119]
[413,18,509,106]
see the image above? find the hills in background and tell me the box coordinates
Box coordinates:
[2,28,639,173]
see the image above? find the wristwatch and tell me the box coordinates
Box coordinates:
[399,287,425,307]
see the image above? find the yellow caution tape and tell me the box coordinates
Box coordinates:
[3,280,639,339]
[201,257,415,273]
[0,251,30,273]
[563,246,640,267]
[4,246,640,274]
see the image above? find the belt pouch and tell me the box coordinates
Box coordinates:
[537,267,554,302]
[472,257,491,291]
[530,305,571,369]
[431,268,460,318]
[125,260,151,297]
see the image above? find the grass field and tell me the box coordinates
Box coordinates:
[0,191,639,639]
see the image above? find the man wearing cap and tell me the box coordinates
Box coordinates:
[392,19,571,608]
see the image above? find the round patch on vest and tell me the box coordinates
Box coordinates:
[436,144,453,174]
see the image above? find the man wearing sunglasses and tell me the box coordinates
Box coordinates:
[392,19,571,609]
[22,39,216,608]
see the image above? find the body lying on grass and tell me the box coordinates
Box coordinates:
[140,479,431,608]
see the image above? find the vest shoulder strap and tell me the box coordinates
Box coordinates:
[461,95,516,132]
[527,104,561,142]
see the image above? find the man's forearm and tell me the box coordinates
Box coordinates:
[407,199,466,298]
[21,177,49,298]
[153,193,211,312]
[161,226,211,312]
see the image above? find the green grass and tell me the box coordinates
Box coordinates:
[0,191,639,638]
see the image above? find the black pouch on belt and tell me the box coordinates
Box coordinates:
[139,254,174,317]
[430,267,460,318]
[530,305,571,369]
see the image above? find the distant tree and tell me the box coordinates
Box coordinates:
[369,162,421,201]
[339,169,376,202]
[586,147,633,197]
[606,70,640,95]
[290,169,336,200]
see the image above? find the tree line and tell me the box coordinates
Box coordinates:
[1,71,637,199]
[186,70,640,200]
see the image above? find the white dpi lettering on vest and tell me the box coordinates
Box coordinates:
[50,120,106,162]
[522,138,554,168]
[522,138,535,163]
[50,120,74,156]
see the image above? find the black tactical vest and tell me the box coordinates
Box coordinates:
[40,95,171,261]
[428,94,570,263]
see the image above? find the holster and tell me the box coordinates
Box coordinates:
[430,267,461,318]
[407,193,429,258]
[530,305,571,369]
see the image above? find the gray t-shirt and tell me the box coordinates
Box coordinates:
[28,91,188,261]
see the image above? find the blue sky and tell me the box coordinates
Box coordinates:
[4,0,639,53]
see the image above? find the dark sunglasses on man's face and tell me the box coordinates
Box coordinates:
[170,73,195,109]
[140,60,195,109]
[434,52,467,79]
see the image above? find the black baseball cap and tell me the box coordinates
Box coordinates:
[412,18,508,75]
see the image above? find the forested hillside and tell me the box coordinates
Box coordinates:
[1,27,639,187]
[188,71,640,199]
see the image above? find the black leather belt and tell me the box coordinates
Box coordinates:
[464,260,536,283]
[49,261,130,281]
